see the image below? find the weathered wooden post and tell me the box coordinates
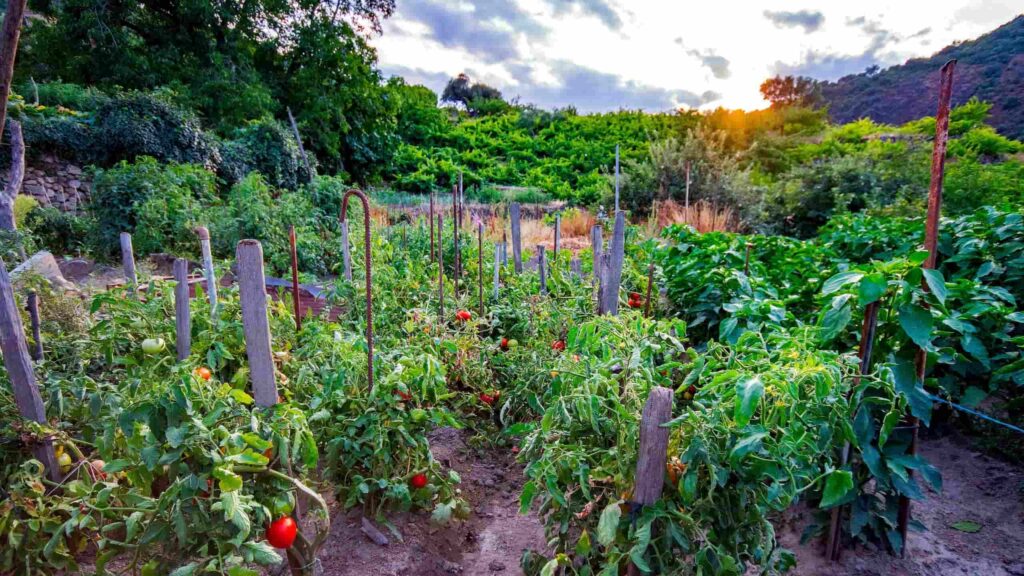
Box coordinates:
[236,241,278,407]
[627,386,674,576]
[602,212,626,315]
[26,291,41,361]
[553,212,561,260]
[590,225,603,275]
[501,229,508,265]
[120,232,137,295]
[570,257,582,280]
[173,258,191,361]
[478,222,484,316]
[341,221,353,282]
[614,143,620,212]
[341,189,375,391]
[195,226,218,318]
[289,225,302,332]
[538,245,547,295]
[437,215,444,324]
[643,263,655,318]
[286,106,313,180]
[899,58,956,552]
[0,258,59,480]
[510,203,522,274]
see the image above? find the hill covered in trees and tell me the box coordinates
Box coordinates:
[820,15,1024,138]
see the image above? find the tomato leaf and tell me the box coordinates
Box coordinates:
[597,501,621,547]
[820,470,854,509]
[734,376,764,427]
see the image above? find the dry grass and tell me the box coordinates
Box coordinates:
[648,199,739,233]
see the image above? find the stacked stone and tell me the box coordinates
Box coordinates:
[2,153,91,214]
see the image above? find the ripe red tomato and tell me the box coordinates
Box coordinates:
[266,516,297,549]
[628,299,643,309]
[410,473,428,489]
[479,393,494,405]
[500,337,509,350]
[456,310,472,321]
[630,292,641,300]
[194,366,212,381]
[551,340,565,352]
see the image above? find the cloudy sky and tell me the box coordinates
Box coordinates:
[372,0,1022,112]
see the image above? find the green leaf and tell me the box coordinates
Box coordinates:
[596,501,622,547]
[169,562,200,576]
[890,361,932,427]
[575,529,592,557]
[822,272,863,295]
[820,470,854,509]
[242,541,282,566]
[950,520,981,533]
[858,273,887,306]
[519,481,538,514]
[213,466,243,492]
[733,376,764,427]
[961,386,987,408]
[819,295,853,341]
[899,303,934,348]
[922,269,947,305]
[230,389,254,405]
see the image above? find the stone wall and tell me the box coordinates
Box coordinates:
[1,153,91,214]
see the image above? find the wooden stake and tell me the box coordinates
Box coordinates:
[590,225,603,277]
[452,184,460,298]
[26,290,41,361]
[286,106,313,180]
[510,203,522,274]
[429,192,435,262]
[120,232,137,295]
[627,386,673,575]
[553,213,560,260]
[492,243,500,300]
[289,225,302,332]
[899,58,956,552]
[643,263,654,318]
[614,143,620,212]
[195,227,218,318]
[538,245,547,295]
[438,215,444,324]
[603,212,626,315]
[0,256,59,480]
[236,241,278,407]
[570,257,582,280]
[173,258,191,362]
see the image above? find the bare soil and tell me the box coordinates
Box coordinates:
[783,434,1024,576]
[313,427,548,576]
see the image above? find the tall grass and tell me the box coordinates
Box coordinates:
[649,199,739,233]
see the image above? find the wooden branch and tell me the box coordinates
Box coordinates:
[26,290,41,361]
[0,0,27,138]
[537,245,547,295]
[236,240,278,407]
[286,106,313,180]
[603,212,626,315]
[0,256,59,480]
[0,119,24,231]
[627,386,674,576]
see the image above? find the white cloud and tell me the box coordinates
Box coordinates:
[373,0,1023,111]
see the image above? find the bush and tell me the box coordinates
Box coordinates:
[24,205,89,255]
[94,92,218,167]
[218,118,314,189]
[28,81,110,111]
[88,157,217,258]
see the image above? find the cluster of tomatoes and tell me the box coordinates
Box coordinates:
[478,390,501,406]
[551,339,566,352]
[627,291,645,309]
[455,310,472,322]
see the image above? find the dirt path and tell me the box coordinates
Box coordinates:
[784,434,1024,576]
[314,427,547,575]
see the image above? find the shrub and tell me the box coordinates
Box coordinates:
[28,81,110,111]
[88,157,216,258]
[24,205,89,255]
[94,92,218,167]
[218,118,314,190]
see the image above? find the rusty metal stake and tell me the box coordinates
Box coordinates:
[341,189,374,391]
[826,301,880,561]
[898,58,955,554]
[289,225,302,333]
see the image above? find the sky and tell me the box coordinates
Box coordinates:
[372,0,1023,112]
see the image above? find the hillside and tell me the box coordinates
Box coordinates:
[820,15,1024,138]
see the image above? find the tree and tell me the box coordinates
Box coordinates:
[759,75,823,108]
[441,73,504,115]
[18,0,398,180]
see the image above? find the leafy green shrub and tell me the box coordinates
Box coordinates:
[24,205,89,255]
[88,157,216,258]
[28,81,110,111]
[94,92,218,166]
[20,115,98,166]
[218,118,314,189]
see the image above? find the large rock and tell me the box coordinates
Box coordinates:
[10,251,76,291]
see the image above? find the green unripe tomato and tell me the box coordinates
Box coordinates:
[271,492,296,516]
[141,338,166,354]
